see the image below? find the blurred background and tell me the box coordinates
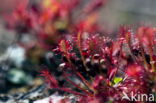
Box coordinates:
[0,0,156,102]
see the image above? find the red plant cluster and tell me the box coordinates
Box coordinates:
[41,27,156,103]
[4,0,107,49]
[2,0,156,103]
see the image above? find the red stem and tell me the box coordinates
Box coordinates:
[63,73,93,96]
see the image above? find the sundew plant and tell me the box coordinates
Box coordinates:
[2,0,156,103]
[41,27,156,103]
